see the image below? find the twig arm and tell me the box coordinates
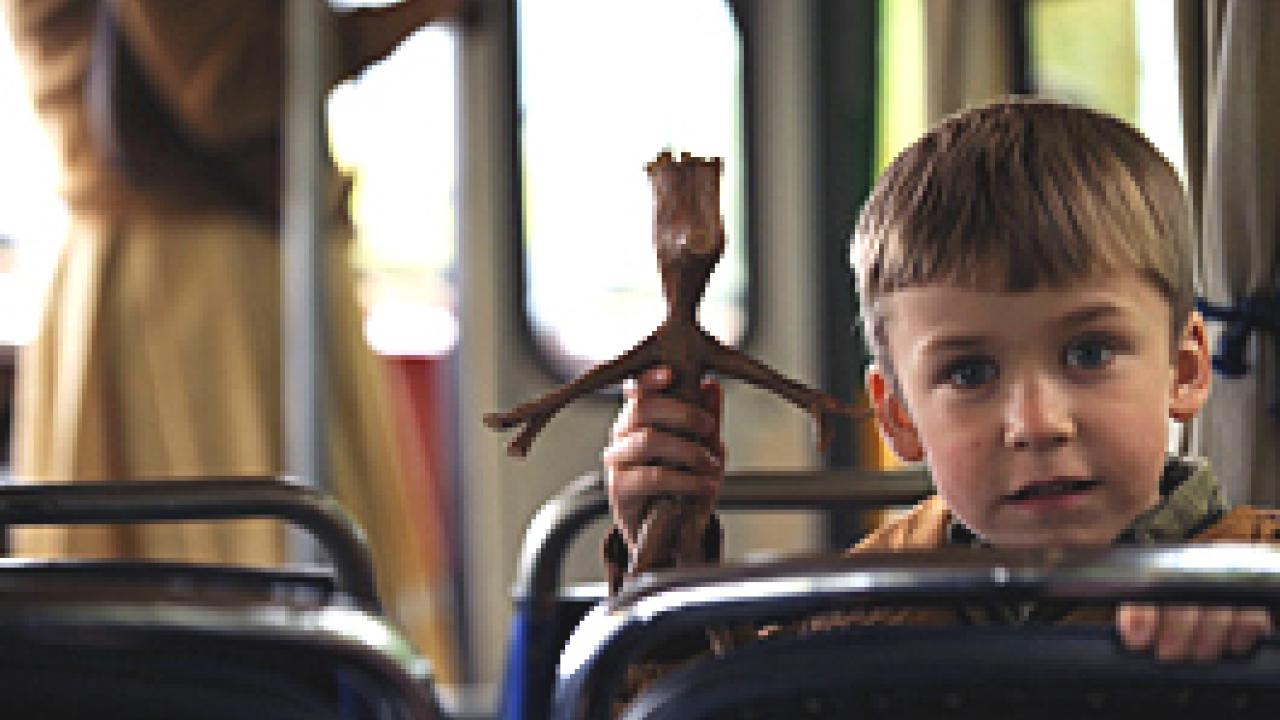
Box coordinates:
[484,335,661,456]
[704,338,868,451]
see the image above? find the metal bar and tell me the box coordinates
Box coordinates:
[0,477,379,608]
[511,469,933,602]
[283,0,332,495]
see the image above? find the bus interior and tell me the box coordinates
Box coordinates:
[0,0,1277,718]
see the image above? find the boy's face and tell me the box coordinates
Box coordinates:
[867,272,1211,547]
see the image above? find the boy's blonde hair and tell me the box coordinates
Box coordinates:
[851,97,1194,367]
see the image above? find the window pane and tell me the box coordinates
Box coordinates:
[1029,0,1137,120]
[0,25,68,348]
[1134,0,1185,179]
[328,25,459,357]
[877,0,925,172]
[518,0,746,377]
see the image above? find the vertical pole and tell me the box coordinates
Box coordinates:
[283,0,332,494]
[816,0,878,549]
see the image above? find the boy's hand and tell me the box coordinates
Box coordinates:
[603,365,725,555]
[1117,603,1273,661]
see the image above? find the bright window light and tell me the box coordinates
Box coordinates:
[0,24,68,347]
[518,0,747,378]
[328,24,459,357]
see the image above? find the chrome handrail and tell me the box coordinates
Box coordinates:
[511,468,932,603]
[0,477,378,609]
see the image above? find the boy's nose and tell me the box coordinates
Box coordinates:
[1002,377,1075,450]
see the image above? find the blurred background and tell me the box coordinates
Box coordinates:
[0,0,1258,710]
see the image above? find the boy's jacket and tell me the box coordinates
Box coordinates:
[801,493,1280,630]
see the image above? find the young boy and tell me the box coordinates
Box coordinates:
[604,98,1277,662]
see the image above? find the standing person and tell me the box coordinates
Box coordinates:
[2,0,462,674]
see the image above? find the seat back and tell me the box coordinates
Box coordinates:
[0,476,378,607]
[624,625,1280,720]
[0,477,442,719]
[502,468,931,720]
[554,544,1280,720]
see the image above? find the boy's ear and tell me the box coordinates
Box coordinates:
[1169,311,1212,421]
[866,364,924,462]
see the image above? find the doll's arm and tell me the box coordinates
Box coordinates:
[704,338,867,452]
[485,334,662,456]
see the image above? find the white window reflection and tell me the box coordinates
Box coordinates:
[328,24,459,357]
[1134,0,1185,180]
[0,25,68,347]
[518,0,747,377]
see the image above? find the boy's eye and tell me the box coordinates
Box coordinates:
[1064,337,1116,370]
[941,357,997,389]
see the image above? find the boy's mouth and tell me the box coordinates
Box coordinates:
[1003,478,1101,503]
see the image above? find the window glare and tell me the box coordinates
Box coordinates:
[328,25,459,356]
[1135,0,1186,181]
[519,0,746,376]
[0,24,68,347]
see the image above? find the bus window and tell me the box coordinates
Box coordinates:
[0,24,67,352]
[877,0,926,172]
[328,24,460,359]
[517,0,748,379]
[0,20,69,470]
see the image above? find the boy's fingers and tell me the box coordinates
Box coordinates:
[1120,605,1274,661]
[1116,604,1158,650]
[614,396,720,447]
[700,377,724,420]
[606,466,722,546]
[603,427,722,477]
[1227,608,1273,656]
[622,365,672,401]
[613,465,722,500]
[1153,605,1199,661]
[1186,607,1234,662]
[606,366,724,552]
[638,365,673,392]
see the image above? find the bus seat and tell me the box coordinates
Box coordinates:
[554,544,1280,720]
[501,468,931,720]
[0,477,443,719]
[623,624,1280,720]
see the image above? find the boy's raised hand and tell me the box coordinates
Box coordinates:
[1117,603,1273,661]
[603,365,725,555]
